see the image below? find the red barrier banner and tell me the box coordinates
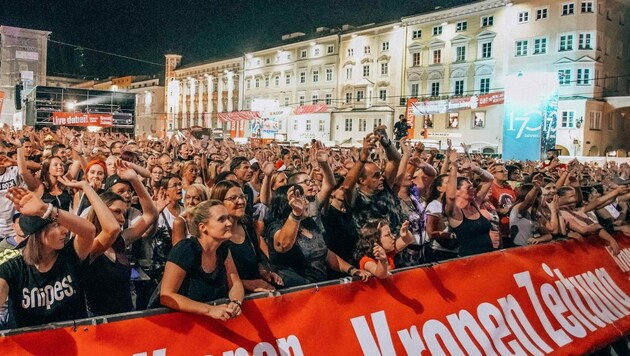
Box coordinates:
[52,112,113,127]
[2,235,630,355]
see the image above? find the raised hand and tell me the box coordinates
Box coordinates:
[7,187,48,217]
[154,188,171,211]
[373,244,387,261]
[116,160,138,181]
[261,161,274,177]
[448,150,459,163]
[0,155,17,168]
[399,220,412,241]
[58,176,89,190]
[316,149,330,164]
[287,186,306,217]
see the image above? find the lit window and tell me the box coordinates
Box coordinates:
[432,49,442,64]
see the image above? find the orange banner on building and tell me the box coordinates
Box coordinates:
[0,91,4,115]
[405,97,418,139]
[52,112,113,127]
[2,235,630,355]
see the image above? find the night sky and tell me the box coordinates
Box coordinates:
[1,0,472,78]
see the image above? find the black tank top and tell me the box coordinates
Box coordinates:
[84,235,133,315]
[451,205,494,257]
[42,187,73,211]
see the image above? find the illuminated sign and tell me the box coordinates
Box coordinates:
[52,112,113,127]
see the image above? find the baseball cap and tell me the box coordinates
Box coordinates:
[16,215,53,248]
[104,174,131,191]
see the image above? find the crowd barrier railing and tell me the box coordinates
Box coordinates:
[1,234,630,355]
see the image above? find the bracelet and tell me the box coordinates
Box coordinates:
[289,212,303,222]
[347,267,357,275]
[41,203,54,219]
[50,207,60,222]
[359,158,368,164]
[229,300,242,307]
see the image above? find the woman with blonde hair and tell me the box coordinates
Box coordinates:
[205,160,225,189]
[172,183,211,246]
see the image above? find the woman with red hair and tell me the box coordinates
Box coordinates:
[73,158,107,216]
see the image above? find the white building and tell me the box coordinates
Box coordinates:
[243,30,339,143]
[166,55,243,134]
[128,76,164,136]
[332,22,406,145]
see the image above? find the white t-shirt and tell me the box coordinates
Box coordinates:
[425,200,458,253]
[0,167,23,238]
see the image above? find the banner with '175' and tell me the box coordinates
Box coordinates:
[1,235,630,355]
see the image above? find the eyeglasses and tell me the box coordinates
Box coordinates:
[167,182,182,188]
[224,194,247,203]
[296,179,314,185]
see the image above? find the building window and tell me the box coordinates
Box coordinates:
[299,95,305,105]
[536,7,548,20]
[581,1,593,13]
[373,118,383,128]
[411,83,419,97]
[456,46,466,62]
[285,74,291,85]
[363,65,370,77]
[433,26,443,36]
[364,46,371,54]
[327,45,334,53]
[326,68,333,81]
[347,48,354,57]
[559,34,574,51]
[346,67,353,80]
[306,120,312,131]
[380,63,388,75]
[481,42,492,58]
[430,82,440,97]
[533,38,547,54]
[589,111,601,130]
[479,78,490,94]
[454,80,464,96]
[578,33,593,49]
[314,48,320,56]
[577,68,591,85]
[381,42,390,51]
[379,90,387,101]
[325,93,332,105]
[319,120,325,131]
[301,50,307,58]
[300,72,306,84]
[412,52,421,66]
[558,69,571,85]
[481,16,494,27]
[344,118,353,131]
[515,40,528,56]
[562,3,575,15]
[293,120,298,132]
[357,90,364,102]
[412,30,422,39]
[284,97,290,106]
[560,111,575,128]
[608,114,614,130]
[274,76,279,86]
[313,70,319,83]
[518,11,529,23]
[456,21,468,32]
[312,94,318,104]
[358,118,367,132]
[432,49,442,64]
[345,92,352,103]
[265,77,270,87]
[255,78,260,88]
[246,79,251,89]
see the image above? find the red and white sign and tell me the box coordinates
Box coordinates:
[411,91,505,115]
[52,112,113,127]
[1,235,630,355]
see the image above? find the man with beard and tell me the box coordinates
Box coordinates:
[230,156,255,219]
[343,127,405,244]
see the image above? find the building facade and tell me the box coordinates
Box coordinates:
[128,76,164,136]
[165,56,243,134]
[0,26,50,126]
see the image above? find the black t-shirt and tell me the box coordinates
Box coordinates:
[264,219,328,283]
[0,240,87,328]
[394,121,409,139]
[322,207,358,265]
[167,238,229,303]
[225,223,265,280]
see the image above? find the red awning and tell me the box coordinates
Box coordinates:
[293,104,327,115]
[217,111,261,122]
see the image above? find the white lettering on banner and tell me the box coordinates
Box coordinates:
[350,264,630,354]
[21,275,75,310]
[132,349,166,356]
[222,335,304,356]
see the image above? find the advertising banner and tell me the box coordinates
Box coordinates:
[52,112,113,127]
[2,235,630,355]
[0,91,4,116]
[405,98,418,139]
[503,73,559,161]
[410,91,504,117]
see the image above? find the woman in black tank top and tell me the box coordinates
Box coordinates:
[444,151,495,257]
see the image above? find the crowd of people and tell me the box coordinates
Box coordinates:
[0,124,627,330]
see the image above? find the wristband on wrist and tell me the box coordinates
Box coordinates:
[359,158,368,164]
[347,267,357,275]
[41,203,54,219]
[229,300,242,307]
[289,212,302,222]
